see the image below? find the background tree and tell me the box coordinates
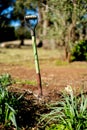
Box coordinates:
[13,0,48,47]
[38,0,87,59]
[0,0,15,42]
[1,0,87,54]
[19,0,87,51]
[13,0,38,46]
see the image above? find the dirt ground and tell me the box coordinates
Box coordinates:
[0,61,87,129]
[0,62,87,100]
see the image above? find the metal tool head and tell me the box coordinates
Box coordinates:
[24,15,38,30]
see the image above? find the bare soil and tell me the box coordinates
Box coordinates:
[0,62,87,129]
[0,62,87,100]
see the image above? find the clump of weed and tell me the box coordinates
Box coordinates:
[0,73,19,129]
[39,86,87,130]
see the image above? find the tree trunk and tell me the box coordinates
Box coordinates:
[19,32,24,46]
[42,5,48,36]
[65,0,77,62]
[38,1,48,47]
[20,21,25,46]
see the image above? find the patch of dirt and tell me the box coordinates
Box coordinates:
[0,62,87,99]
[0,62,87,129]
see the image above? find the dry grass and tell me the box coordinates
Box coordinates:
[0,45,87,69]
[0,47,63,67]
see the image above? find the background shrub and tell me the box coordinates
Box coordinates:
[0,26,16,42]
[71,40,87,61]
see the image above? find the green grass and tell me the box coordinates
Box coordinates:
[15,78,37,86]
[55,60,69,66]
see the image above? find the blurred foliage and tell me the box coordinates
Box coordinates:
[12,0,39,45]
[21,0,87,54]
[0,0,16,42]
[15,27,31,40]
[71,40,87,61]
[0,0,87,58]
[44,0,87,42]
[0,26,16,42]
[42,0,87,58]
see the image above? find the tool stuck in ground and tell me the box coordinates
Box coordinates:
[24,15,43,96]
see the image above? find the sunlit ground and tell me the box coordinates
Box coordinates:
[0,47,87,69]
[0,47,64,66]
